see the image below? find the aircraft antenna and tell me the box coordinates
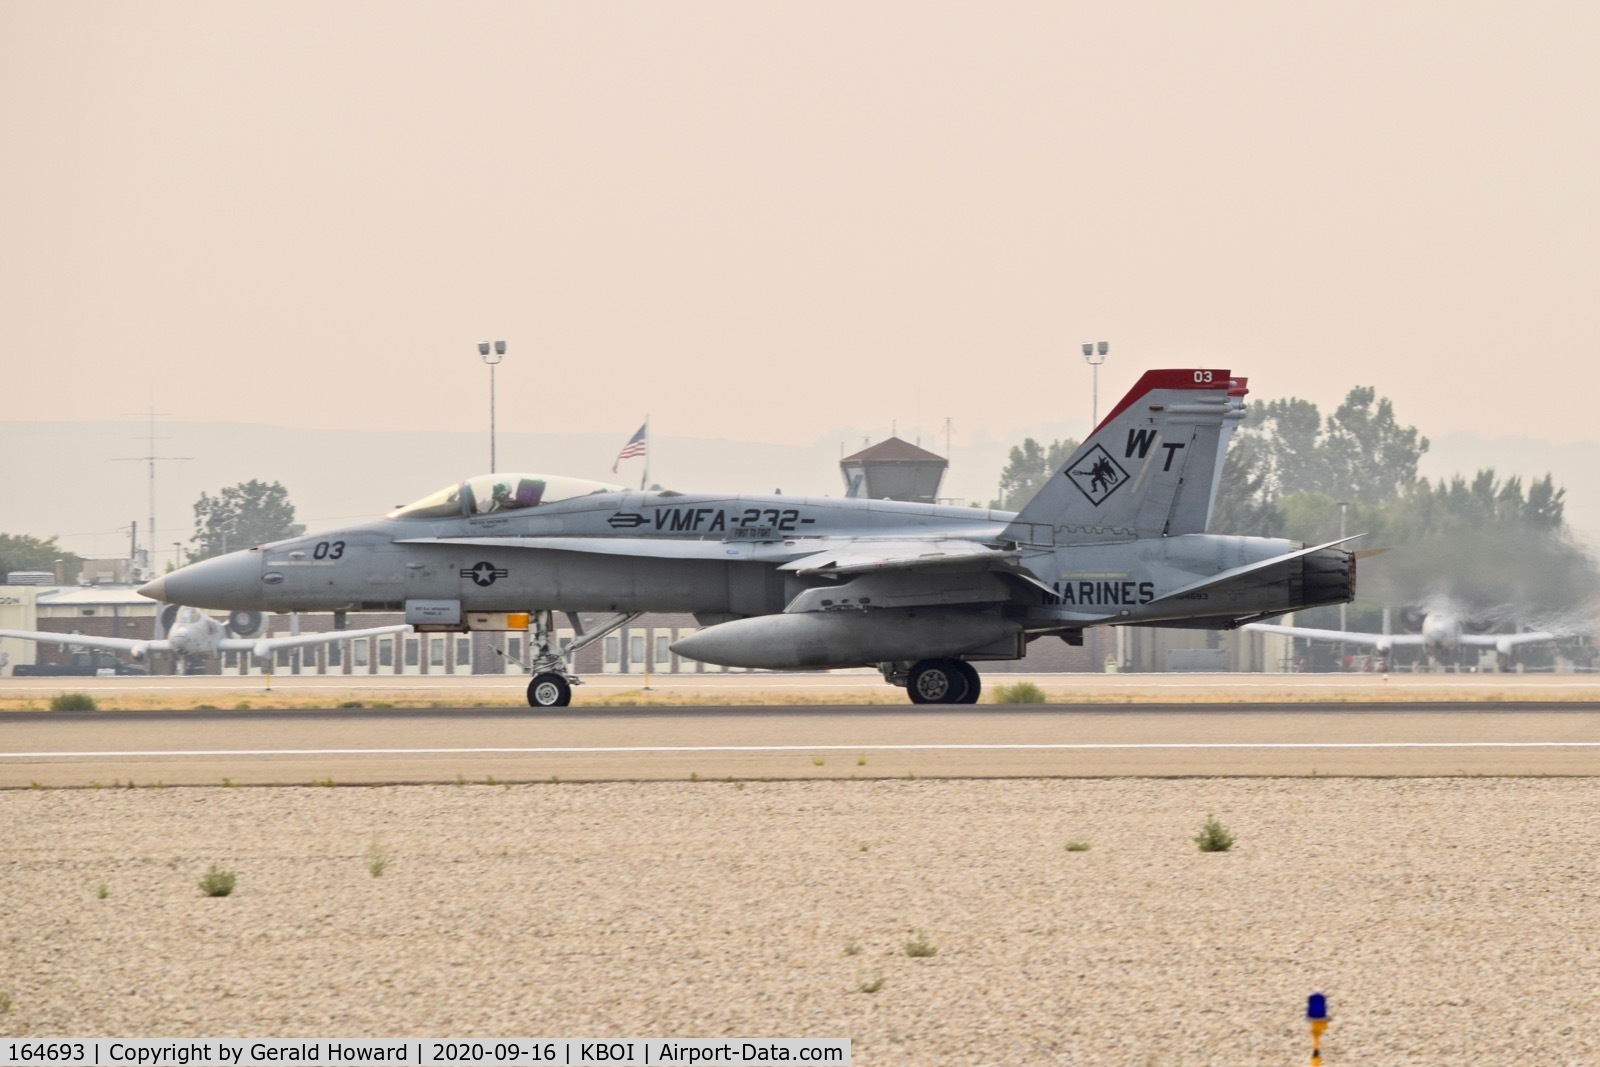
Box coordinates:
[113,408,191,573]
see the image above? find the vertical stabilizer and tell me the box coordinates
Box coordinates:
[1001,369,1248,546]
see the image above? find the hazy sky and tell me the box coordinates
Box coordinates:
[4,1,1598,451]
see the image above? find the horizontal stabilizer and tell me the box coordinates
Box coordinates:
[1145,535,1364,606]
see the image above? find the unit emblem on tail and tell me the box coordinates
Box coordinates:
[1066,445,1129,506]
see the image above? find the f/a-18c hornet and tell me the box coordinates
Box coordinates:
[139,369,1357,706]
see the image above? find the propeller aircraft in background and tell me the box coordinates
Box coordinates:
[1245,603,1563,671]
[1,605,407,676]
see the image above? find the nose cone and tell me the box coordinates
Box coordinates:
[143,551,264,610]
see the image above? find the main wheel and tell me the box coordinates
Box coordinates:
[527,672,572,707]
[952,660,982,704]
[908,659,970,705]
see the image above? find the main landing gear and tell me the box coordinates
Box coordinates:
[512,610,642,708]
[882,658,983,705]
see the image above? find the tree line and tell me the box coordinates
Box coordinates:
[1,480,303,579]
[992,386,1596,623]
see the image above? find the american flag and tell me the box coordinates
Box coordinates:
[612,421,648,472]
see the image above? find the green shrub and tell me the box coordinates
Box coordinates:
[992,682,1046,704]
[1063,839,1093,852]
[367,839,390,878]
[49,692,96,712]
[1194,815,1236,853]
[198,865,237,897]
[903,932,937,958]
[858,977,883,994]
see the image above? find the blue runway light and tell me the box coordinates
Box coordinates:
[1307,992,1330,1065]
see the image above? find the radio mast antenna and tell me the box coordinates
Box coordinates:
[113,408,191,573]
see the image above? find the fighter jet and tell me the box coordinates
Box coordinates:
[139,369,1357,705]
[1244,604,1560,670]
[0,606,407,675]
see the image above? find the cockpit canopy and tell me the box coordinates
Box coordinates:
[389,473,625,520]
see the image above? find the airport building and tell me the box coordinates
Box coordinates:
[0,433,1294,679]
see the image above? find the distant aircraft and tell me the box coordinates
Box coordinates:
[1244,605,1561,670]
[139,369,1359,706]
[0,606,407,675]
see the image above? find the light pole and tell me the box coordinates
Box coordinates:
[1338,501,1349,668]
[478,340,506,473]
[1081,340,1111,670]
[1081,341,1109,426]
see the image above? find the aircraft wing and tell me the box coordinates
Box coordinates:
[1242,623,1422,649]
[1457,630,1560,651]
[218,624,411,658]
[777,540,1016,576]
[396,536,1013,574]
[0,629,165,656]
[395,536,817,564]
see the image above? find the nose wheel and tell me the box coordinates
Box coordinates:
[527,672,573,707]
[510,609,642,708]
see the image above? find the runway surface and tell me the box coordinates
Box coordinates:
[6,701,1600,785]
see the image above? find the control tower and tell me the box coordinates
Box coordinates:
[839,437,948,503]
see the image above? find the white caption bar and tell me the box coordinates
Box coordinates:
[0,1039,850,1066]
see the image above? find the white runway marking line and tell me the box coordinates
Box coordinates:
[6,741,1600,758]
[6,679,1600,693]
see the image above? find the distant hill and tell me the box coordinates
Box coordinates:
[5,420,1595,564]
[0,419,1043,562]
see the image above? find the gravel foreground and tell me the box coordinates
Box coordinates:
[3,779,1599,1066]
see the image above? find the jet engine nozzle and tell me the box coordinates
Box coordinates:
[1296,547,1356,611]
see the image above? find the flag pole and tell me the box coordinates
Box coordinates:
[640,415,650,491]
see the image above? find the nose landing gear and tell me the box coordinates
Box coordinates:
[527,672,573,708]
[507,610,643,708]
